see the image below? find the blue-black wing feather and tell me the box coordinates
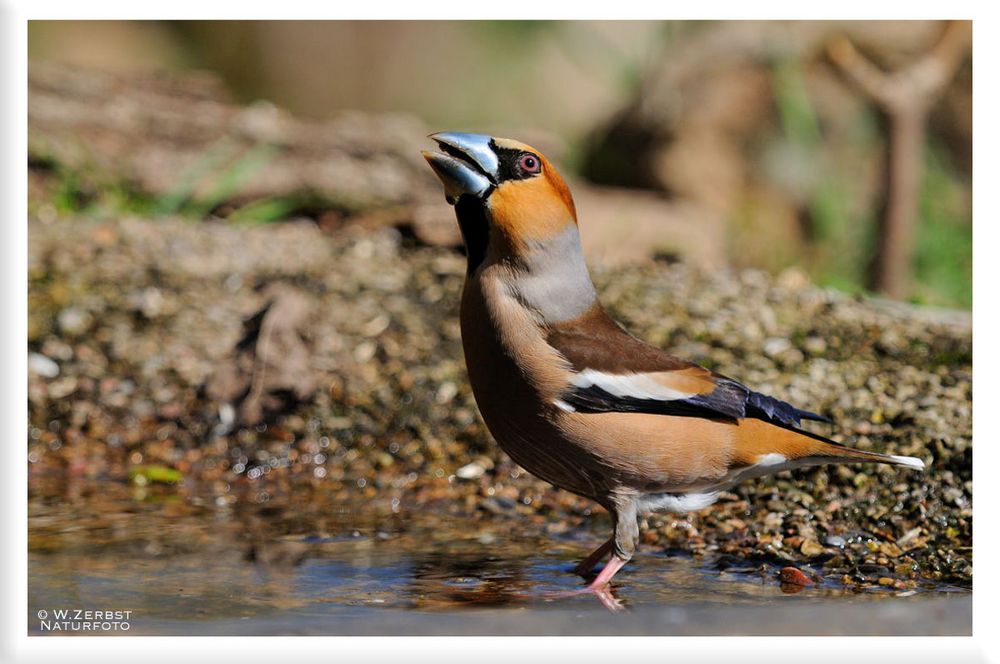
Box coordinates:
[562,376,831,427]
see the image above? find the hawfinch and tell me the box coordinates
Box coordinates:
[422,132,925,595]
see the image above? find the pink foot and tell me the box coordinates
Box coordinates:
[535,555,631,613]
[590,586,625,612]
[534,583,625,613]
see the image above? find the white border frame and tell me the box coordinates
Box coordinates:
[5,4,991,663]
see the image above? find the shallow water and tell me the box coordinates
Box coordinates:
[28,489,970,636]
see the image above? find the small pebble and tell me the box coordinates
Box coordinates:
[455,461,485,480]
[763,337,792,357]
[57,307,92,335]
[779,567,814,586]
[800,539,824,557]
[28,353,59,378]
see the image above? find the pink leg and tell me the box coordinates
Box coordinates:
[572,537,613,576]
[587,555,628,590]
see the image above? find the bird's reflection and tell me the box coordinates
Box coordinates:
[405,551,534,608]
[404,549,627,612]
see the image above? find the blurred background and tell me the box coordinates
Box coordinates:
[29,20,971,307]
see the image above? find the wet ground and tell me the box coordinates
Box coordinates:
[28,482,970,636]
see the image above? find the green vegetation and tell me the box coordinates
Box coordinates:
[128,464,183,485]
[772,57,869,295]
[770,59,970,308]
[33,141,308,225]
[913,143,972,308]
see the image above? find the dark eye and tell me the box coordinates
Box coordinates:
[518,153,541,174]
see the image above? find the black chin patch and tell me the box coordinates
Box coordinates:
[454,195,489,275]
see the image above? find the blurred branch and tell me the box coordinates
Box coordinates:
[826,20,971,299]
[827,20,971,114]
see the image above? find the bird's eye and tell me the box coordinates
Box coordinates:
[518,153,541,174]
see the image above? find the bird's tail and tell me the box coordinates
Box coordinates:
[733,418,926,471]
[808,438,927,470]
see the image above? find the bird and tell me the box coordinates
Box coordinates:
[421,131,926,601]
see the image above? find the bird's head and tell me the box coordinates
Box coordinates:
[423,132,577,271]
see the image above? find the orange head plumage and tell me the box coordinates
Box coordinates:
[423,132,577,269]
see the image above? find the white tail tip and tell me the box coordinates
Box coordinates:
[889,455,926,471]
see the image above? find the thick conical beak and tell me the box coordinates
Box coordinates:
[422,132,499,205]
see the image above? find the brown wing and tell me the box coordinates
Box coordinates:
[546,304,829,426]
[545,304,693,374]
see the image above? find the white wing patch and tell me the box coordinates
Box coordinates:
[571,369,694,402]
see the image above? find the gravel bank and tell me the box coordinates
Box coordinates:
[27,215,972,589]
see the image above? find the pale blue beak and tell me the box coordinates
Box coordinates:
[422,132,499,204]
